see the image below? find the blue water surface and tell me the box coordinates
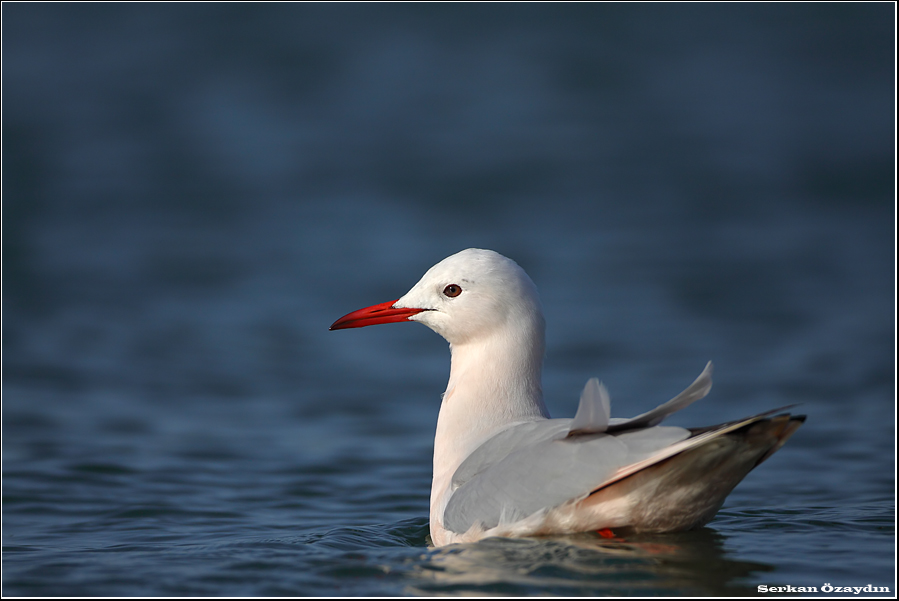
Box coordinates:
[2,4,895,596]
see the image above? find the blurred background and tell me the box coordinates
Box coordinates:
[2,3,894,596]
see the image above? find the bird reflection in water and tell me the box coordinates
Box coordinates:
[408,528,772,596]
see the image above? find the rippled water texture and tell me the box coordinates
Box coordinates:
[3,4,895,596]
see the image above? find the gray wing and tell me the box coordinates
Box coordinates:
[562,362,713,437]
[604,361,713,433]
[443,362,714,534]
[444,421,690,533]
[567,378,611,435]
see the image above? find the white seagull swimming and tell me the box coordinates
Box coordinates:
[330,248,804,547]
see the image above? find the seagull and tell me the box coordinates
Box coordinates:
[330,248,804,547]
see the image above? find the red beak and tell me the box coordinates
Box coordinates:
[329,299,428,330]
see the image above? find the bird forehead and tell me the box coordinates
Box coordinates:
[421,263,483,287]
[428,251,517,282]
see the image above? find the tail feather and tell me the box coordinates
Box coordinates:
[746,413,806,468]
[578,411,806,532]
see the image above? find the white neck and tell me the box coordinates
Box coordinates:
[429,322,549,529]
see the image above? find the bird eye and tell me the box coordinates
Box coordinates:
[443,284,462,298]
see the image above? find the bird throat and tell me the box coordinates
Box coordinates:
[435,334,548,475]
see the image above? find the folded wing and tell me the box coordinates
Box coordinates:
[444,420,690,533]
[443,361,725,535]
